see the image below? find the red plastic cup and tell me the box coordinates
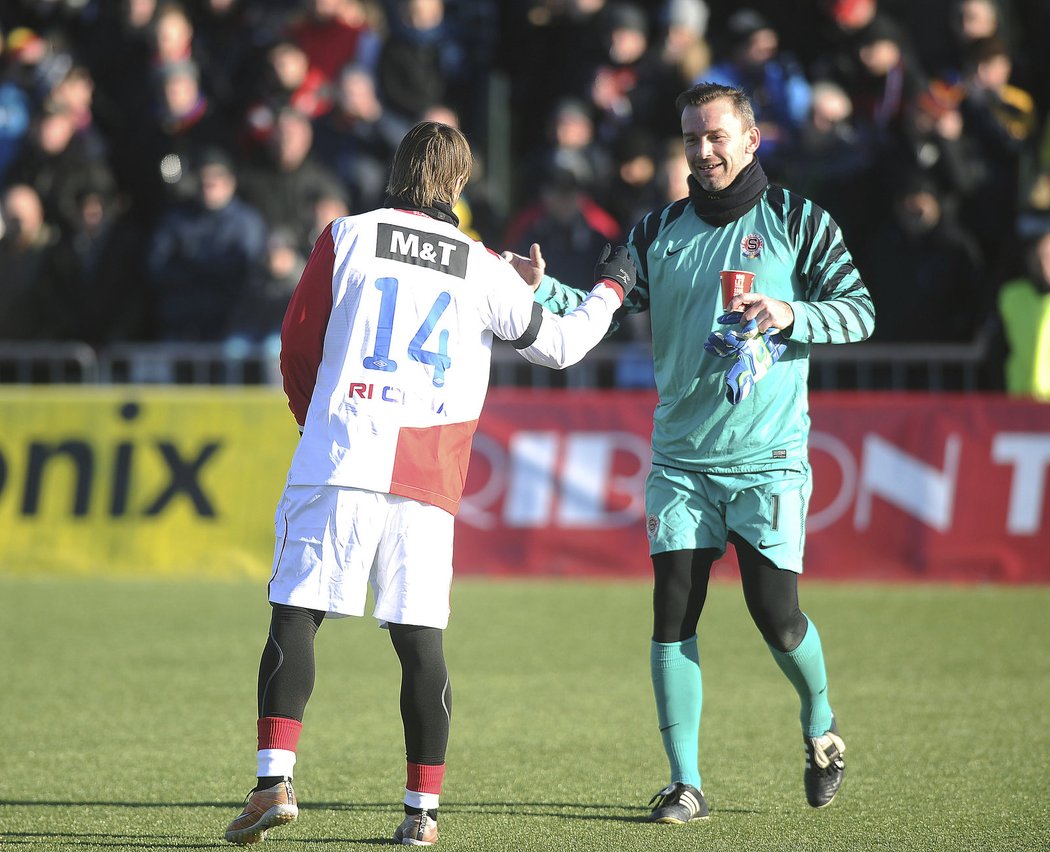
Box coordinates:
[719,269,755,309]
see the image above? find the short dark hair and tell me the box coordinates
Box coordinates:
[965,35,1009,68]
[675,83,756,129]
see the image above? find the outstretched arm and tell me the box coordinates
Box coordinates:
[503,244,636,369]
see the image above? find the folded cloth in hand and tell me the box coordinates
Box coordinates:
[722,326,786,404]
[704,312,759,357]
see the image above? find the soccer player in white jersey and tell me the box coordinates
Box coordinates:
[223,121,637,847]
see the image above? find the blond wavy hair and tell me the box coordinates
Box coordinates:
[386,121,474,208]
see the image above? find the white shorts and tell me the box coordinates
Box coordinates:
[268,484,454,628]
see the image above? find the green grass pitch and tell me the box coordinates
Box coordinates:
[1,575,1048,851]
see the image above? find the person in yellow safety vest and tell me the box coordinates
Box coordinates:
[998,228,1050,401]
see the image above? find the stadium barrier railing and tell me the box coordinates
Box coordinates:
[97,342,283,386]
[0,341,99,384]
[0,334,993,391]
[482,335,994,392]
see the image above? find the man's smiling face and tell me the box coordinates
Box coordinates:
[681,97,761,192]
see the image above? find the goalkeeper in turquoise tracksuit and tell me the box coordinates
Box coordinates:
[509,82,875,822]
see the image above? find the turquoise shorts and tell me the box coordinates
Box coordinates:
[644,463,812,573]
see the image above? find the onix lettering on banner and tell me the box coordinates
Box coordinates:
[0,388,294,577]
[0,402,220,518]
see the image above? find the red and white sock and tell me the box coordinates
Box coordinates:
[256,716,302,778]
[404,761,445,811]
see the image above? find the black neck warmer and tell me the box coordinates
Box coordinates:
[688,158,769,227]
[382,195,460,228]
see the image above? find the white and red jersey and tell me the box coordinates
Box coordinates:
[280,207,623,515]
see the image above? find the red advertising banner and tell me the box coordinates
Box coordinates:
[455,391,1050,583]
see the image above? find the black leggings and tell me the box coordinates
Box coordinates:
[389,623,452,765]
[257,604,451,764]
[651,534,808,652]
[257,603,325,720]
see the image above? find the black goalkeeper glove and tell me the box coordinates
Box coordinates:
[593,243,636,297]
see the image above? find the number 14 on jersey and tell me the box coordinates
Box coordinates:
[362,277,452,388]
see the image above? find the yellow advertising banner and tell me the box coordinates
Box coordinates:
[0,387,299,577]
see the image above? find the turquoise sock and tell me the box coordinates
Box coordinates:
[768,615,834,738]
[650,636,702,788]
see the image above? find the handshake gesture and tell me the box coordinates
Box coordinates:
[705,311,787,405]
[501,242,636,301]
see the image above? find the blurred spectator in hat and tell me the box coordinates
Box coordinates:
[7,98,116,233]
[603,126,664,230]
[523,96,613,202]
[663,0,710,78]
[586,1,655,146]
[144,146,268,341]
[0,183,59,340]
[780,80,877,253]
[48,63,108,161]
[149,2,226,105]
[311,63,411,214]
[996,227,1050,400]
[957,35,1037,278]
[126,57,236,219]
[241,38,329,157]
[34,166,149,344]
[866,171,985,343]
[845,15,927,139]
[375,0,466,121]
[3,26,53,104]
[502,160,622,313]
[615,133,692,346]
[225,226,306,356]
[704,8,811,179]
[4,28,48,70]
[245,37,328,126]
[961,35,1036,145]
[875,76,987,248]
[620,132,693,343]
[238,105,346,254]
[641,0,711,139]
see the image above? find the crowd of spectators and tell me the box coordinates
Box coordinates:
[1,0,1049,391]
